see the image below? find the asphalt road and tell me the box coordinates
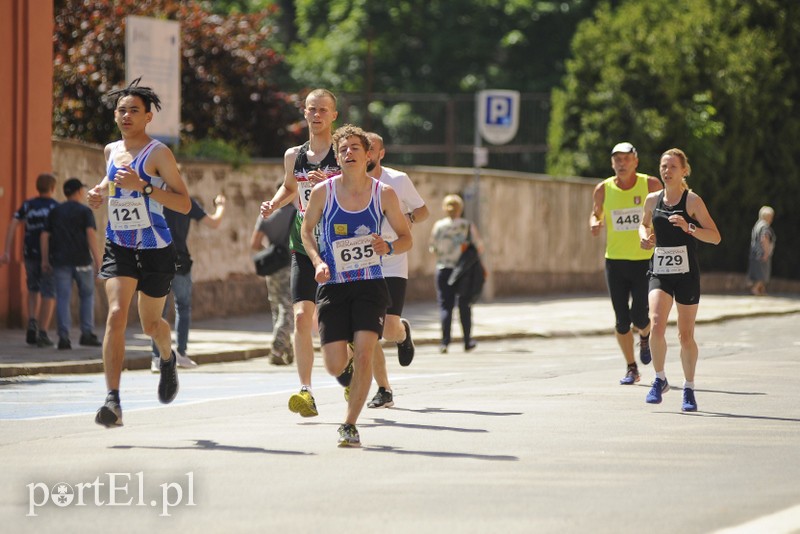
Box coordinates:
[1,314,799,534]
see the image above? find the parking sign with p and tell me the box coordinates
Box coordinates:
[477,90,520,145]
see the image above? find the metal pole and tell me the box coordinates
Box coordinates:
[469,92,482,230]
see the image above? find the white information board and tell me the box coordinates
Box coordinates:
[125,16,181,144]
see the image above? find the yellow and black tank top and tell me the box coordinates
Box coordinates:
[603,173,653,261]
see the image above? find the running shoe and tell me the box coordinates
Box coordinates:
[176,351,198,369]
[337,423,360,447]
[619,365,640,385]
[269,352,292,366]
[95,394,123,428]
[336,358,354,387]
[439,345,448,354]
[682,388,698,412]
[79,333,102,347]
[26,320,38,345]
[645,377,670,404]
[367,387,394,409]
[397,318,415,366]
[288,387,318,417]
[57,337,72,350]
[639,336,652,365]
[465,340,477,352]
[157,350,179,404]
[150,354,160,373]
[36,331,54,347]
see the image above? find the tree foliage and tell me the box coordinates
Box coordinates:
[547,0,800,279]
[287,0,602,94]
[53,0,303,157]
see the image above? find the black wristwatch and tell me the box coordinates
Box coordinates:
[142,183,154,196]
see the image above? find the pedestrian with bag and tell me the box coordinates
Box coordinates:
[429,194,484,353]
[251,201,297,365]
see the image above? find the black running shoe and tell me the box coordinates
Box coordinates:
[158,350,179,404]
[367,387,394,409]
[79,333,102,347]
[397,318,415,367]
[57,337,72,350]
[336,358,354,387]
[26,320,37,345]
[36,331,54,347]
[95,394,123,428]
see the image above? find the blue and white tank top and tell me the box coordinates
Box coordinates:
[318,178,384,285]
[105,139,173,249]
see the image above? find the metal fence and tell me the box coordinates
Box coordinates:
[337,92,551,173]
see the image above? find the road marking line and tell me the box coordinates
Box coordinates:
[714,504,800,534]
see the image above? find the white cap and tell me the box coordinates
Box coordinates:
[611,142,637,156]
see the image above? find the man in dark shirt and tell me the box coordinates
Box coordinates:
[41,178,103,349]
[151,194,225,370]
[1,173,59,346]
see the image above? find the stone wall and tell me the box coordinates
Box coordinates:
[53,138,798,325]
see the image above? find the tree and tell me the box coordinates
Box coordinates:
[287,0,602,94]
[53,0,302,157]
[547,0,800,279]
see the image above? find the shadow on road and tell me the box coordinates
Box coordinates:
[682,411,800,423]
[389,407,524,417]
[364,445,518,461]
[111,440,314,456]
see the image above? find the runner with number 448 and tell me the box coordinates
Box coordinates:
[590,142,663,387]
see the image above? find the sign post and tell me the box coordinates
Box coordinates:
[125,16,181,145]
[470,89,520,229]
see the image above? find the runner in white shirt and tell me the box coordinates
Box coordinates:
[365,132,429,409]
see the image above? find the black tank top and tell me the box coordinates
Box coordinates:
[293,141,339,179]
[289,141,340,255]
[651,189,700,275]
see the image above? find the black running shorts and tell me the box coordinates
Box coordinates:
[316,279,390,344]
[291,251,318,304]
[99,240,176,298]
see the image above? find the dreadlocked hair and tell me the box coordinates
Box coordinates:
[103,77,162,112]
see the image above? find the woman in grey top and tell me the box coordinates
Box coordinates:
[747,206,776,296]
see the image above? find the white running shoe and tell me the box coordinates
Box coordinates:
[176,352,198,368]
[150,354,160,373]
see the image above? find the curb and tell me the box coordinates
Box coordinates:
[2,307,799,378]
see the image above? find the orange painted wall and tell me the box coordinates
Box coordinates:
[0,0,54,327]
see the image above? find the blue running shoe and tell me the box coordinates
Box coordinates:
[682,388,698,412]
[639,336,652,365]
[646,377,670,404]
[619,365,640,385]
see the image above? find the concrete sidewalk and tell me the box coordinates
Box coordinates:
[2,293,799,377]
